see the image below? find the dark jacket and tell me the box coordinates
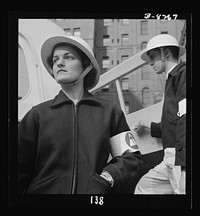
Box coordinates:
[18,90,142,194]
[150,62,186,167]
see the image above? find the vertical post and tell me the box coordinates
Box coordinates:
[158,73,166,95]
[115,79,126,114]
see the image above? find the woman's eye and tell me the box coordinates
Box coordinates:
[65,55,73,60]
[52,54,74,64]
[53,58,58,64]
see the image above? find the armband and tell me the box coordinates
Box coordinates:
[110,131,139,157]
[177,98,186,117]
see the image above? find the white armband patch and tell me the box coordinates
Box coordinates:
[177,98,186,117]
[110,131,139,157]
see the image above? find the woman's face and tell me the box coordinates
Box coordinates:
[52,44,83,85]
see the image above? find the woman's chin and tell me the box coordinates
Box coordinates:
[56,77,73,84]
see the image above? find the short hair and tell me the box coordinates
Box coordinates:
[147,46,179,60]
[47,43,90,69]
[165,46,179,60]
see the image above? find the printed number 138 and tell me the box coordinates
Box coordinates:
[90,196,104,205]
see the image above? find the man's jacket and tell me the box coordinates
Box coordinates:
[18,90,142,194]
[151,62,186,167]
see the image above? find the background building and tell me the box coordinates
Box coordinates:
[50,18,186,114]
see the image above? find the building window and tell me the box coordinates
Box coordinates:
[103,35,110,46]
[18,45,29,100]
[122,78,129,91]
[64,28,71,36]
[103,19,111,26]
[136,46,141,54]
[102,56,109,69]
[122,19,129,25]
[122,34,129,44]
[73,28,81,37]
[141,66,150,80]
[154,93,163,104]
[121,55,129,63]
[102,84,109,91]
[125,102,130,114]
[141,42,147,50]
[142,87,151,105]
[141,20,148,35]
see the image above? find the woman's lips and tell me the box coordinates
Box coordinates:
[57,69,67,74]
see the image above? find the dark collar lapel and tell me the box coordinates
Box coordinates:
[50,90,101,107]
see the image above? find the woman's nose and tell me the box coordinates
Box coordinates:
[57,58,65,67]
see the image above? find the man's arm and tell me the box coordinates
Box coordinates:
[134,121,162,138]
[174,67,186,167]
[151,122,162,138]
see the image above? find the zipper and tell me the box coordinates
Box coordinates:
[71,103,78,194]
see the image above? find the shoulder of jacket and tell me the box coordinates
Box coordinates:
[176,62,186,74]
[32,99,54,110]
[93,96,116,107]
[93,97,122,115]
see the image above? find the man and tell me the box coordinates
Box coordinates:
[134,34,186,194]
[18,35,142,194]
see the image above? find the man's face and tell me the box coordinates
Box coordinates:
[148,49,164,74]
[52,44,83,85]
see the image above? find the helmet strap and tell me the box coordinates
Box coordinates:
[73,63,93,86]
[51,64,93,87]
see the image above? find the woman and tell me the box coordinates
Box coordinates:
[18,35,142,194]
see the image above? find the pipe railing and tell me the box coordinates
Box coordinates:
[90,50,147,94]
[90,50,147,113]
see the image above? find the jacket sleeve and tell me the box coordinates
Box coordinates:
[103,106,142,193]
[18,108,38,194]
[151,122,162,138]
[174,67,186,167]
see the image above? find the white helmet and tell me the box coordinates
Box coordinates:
[41,35,100,90]
[141,34,186,62]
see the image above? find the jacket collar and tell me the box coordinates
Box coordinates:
[168,62,186,77]
[50,90,101,107]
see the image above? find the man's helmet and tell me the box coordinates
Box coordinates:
[141,34,186,62]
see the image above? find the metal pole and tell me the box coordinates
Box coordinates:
[115,79,126,114]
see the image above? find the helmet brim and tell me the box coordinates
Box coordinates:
[141,45,186,62]
[41,36,100,89]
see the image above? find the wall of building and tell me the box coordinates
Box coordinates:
[50,19,95,50]
[50,18,186,113]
